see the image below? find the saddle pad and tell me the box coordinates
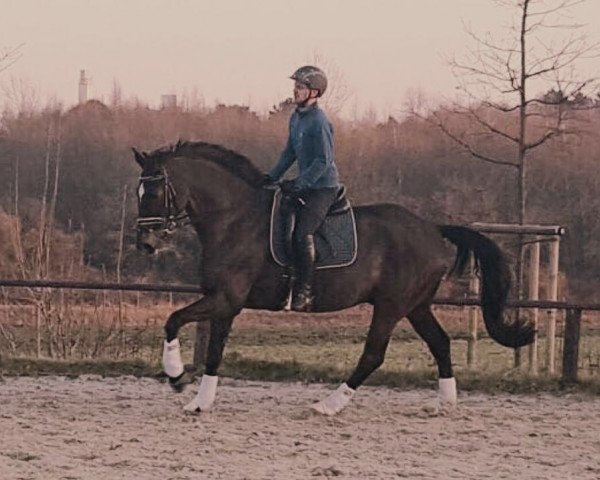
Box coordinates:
[270,189,358,269]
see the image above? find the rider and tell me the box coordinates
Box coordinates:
[261,66,341,312]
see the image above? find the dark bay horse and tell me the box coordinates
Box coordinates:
[133,141,533,415]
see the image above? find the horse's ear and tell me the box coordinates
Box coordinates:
[132,148,144,168]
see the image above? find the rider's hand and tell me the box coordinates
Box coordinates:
[280,179,301,195]
[257,173,274,188]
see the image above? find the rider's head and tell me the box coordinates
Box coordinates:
[290,66,327,107]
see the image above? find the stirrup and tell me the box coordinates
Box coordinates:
[291,288,313,312]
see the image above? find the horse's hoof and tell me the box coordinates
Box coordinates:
[310,383,355,416]
[168,372,192,393]
[171,382,185,393]
[435,399,457,416]
[310,401,335,416]
[183,406,202,414]
[183,399,204,413]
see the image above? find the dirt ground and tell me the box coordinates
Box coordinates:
[1,376,599,480]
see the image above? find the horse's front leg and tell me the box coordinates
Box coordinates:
[181,314,235,413]
[161,292,240,401]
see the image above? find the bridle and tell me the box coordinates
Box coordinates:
[136,169,189,235]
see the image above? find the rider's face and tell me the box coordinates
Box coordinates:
[293,81,312,104]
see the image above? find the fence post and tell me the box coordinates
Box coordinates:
[546,237,560,374]
[561,308,582,385]
[528,240,540,374]
[467,254,479,367]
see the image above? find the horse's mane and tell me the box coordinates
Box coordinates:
[149,141,263,186]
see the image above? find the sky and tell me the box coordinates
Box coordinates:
[1,0,599,118]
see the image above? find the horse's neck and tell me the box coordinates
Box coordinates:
[178,160,267,247]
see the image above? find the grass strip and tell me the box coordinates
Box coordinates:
[1,355,599,395]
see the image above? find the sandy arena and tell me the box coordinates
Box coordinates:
[1,376,599,479]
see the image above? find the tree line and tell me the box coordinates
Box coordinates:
[0,98,599,301]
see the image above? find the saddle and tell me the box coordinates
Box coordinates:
[270,186,358,269]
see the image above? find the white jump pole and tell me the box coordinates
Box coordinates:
[546,237,560,375]
[528,239,540,375]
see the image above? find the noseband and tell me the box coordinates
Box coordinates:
[136,170,189,235]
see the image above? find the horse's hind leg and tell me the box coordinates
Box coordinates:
[311,301,401,416]
[407,304,457,410]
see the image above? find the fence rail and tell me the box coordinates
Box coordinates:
[0,279,203,294]
[2,278,598,310]
[0,278,595,385]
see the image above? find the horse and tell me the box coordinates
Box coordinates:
[133,140,533,416]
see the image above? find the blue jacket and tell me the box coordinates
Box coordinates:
[268,104,340,190]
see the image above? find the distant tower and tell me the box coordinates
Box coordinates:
[161,94,177,109]
[79,70,88,104]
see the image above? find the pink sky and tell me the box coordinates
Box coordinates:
[1,0,599,118]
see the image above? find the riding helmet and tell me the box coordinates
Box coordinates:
[290,66,328,97]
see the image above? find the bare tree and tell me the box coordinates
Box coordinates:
[410,0,598,296]
[308,52,354,117]
[451,1,597,221]
[0,43,24,74]
[1,76,40,116]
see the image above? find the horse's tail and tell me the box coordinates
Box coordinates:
[439,225,534,348]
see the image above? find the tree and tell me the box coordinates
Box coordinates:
[268,97,295,119]
[0,44,24,74]
[410,0,598,299]
[307,53,353,117]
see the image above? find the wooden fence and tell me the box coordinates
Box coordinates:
[0,278,595,384]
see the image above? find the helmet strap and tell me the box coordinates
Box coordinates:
[298,99,317,109]
[297,90,319,108]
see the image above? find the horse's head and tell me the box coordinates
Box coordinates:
[132,147,189,255]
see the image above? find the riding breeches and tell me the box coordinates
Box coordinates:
[285,187,338,243]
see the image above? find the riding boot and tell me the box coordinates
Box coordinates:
[281,209,296,264]
[279,206,296,310]
[291,235,315,312]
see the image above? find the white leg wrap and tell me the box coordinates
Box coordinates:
[437,377,457,411]
[162,339,184,378]
[310,383,355,416]
[183,374,218,412]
